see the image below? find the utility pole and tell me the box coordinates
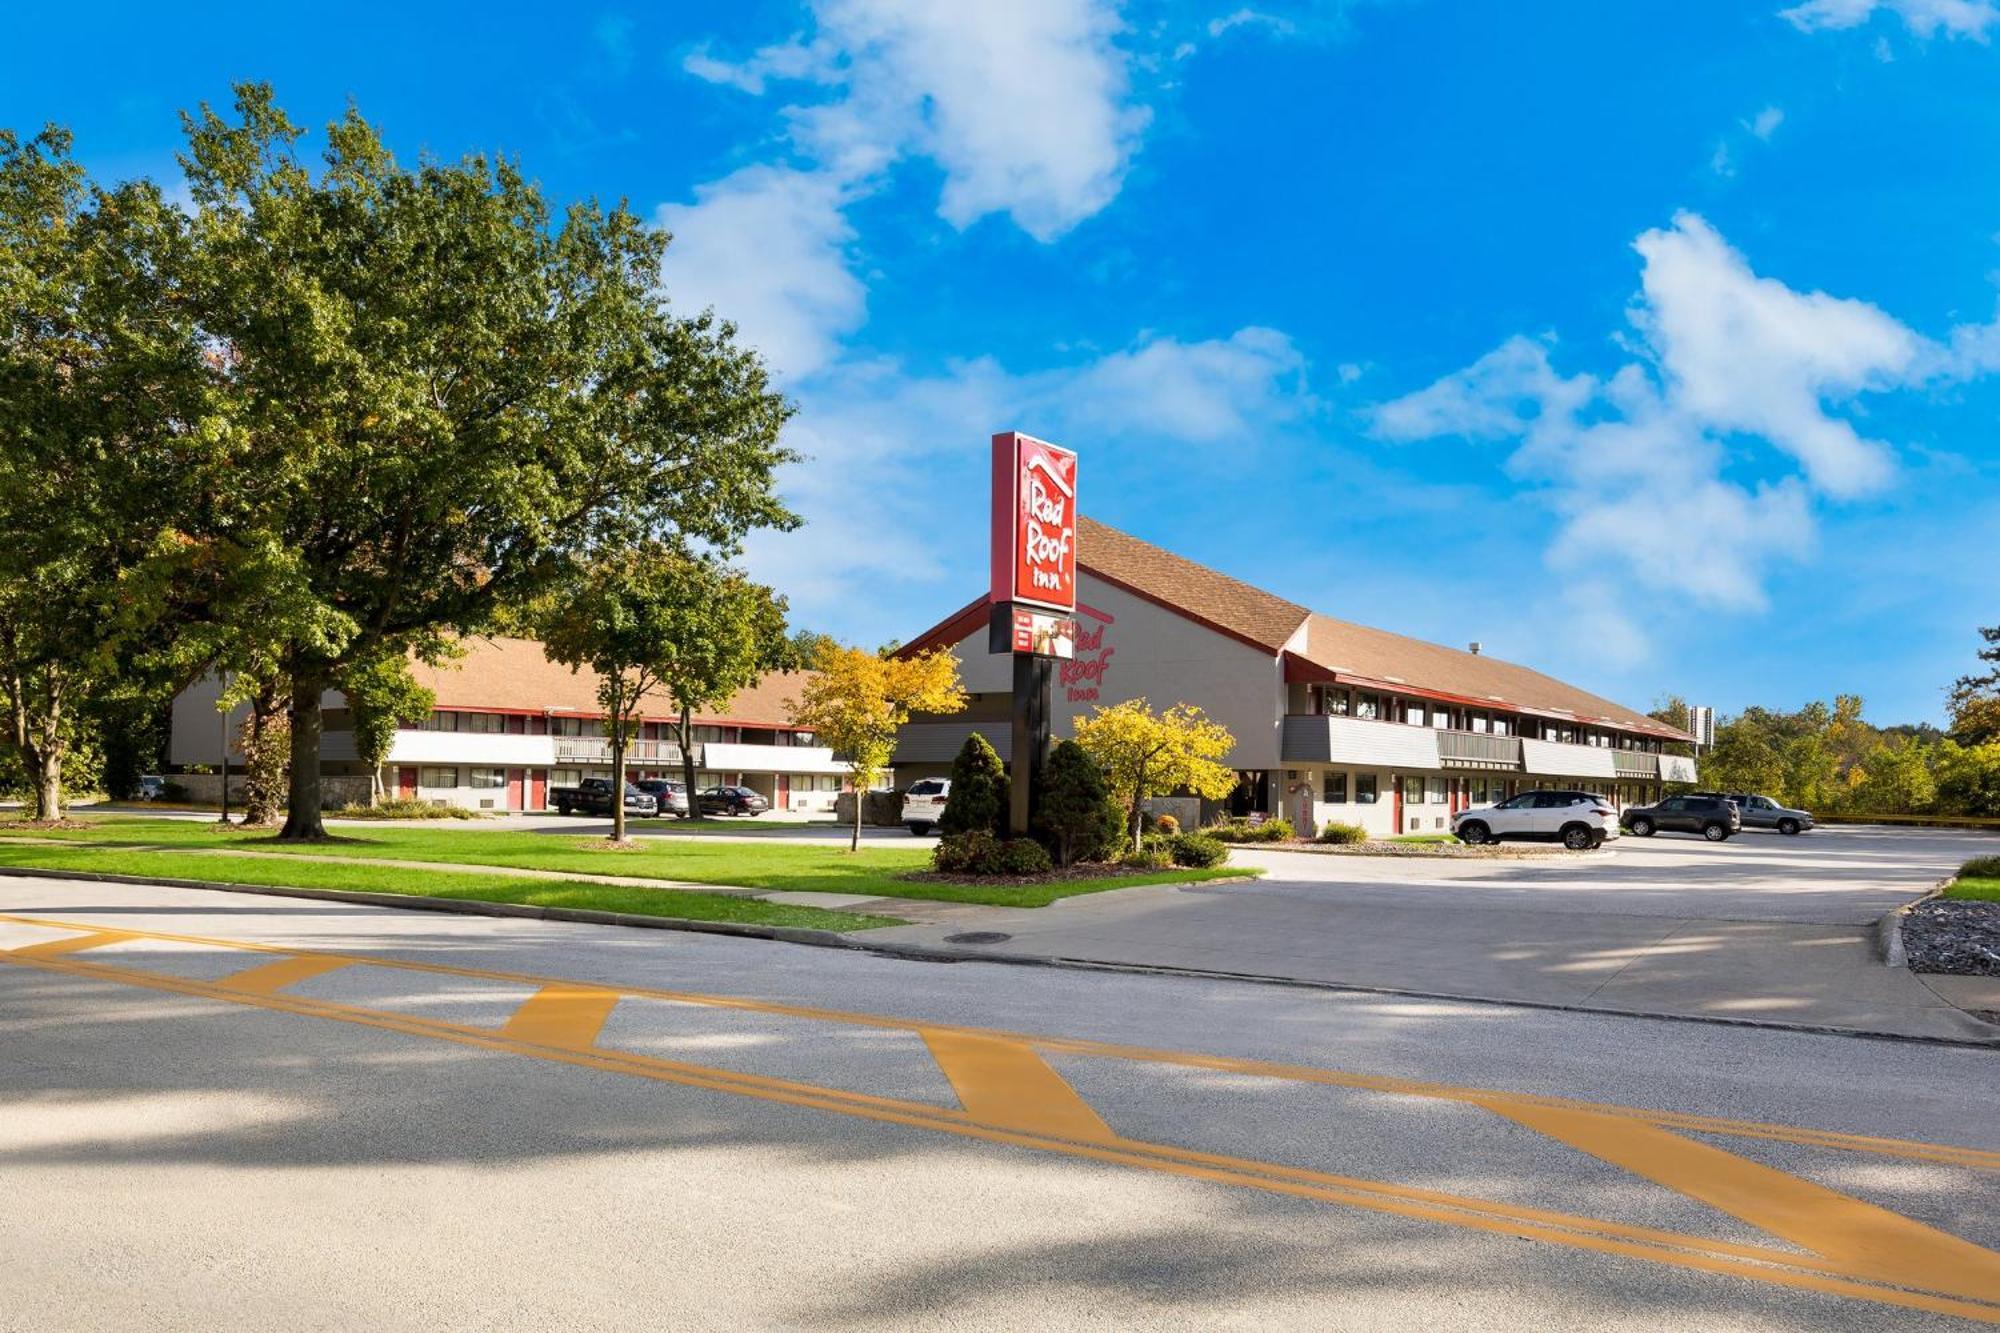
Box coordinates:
[217,678,232,826]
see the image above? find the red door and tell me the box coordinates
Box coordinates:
[528,769,547,812]
[1392,776,1404,833]
[506,768,524,812]
[397,766,418,799]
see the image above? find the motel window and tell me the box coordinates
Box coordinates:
[551,768,581,788]
[1492,717,1510,736]
[420,711,460,732]
[469,767,505,790]
[1354,774,1378,805]
[1354,695,1379,721]
[1428,777,1447,803]
[1322,772,1348,804]
[1471,715,1489,733]
[418,766,459,788]
[461,713,501,735]
[1322,688,1350,716]
[1402,703,1425,726]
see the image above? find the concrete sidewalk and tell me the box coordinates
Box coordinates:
[867,828,2000,1043]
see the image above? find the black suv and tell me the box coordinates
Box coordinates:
[1619,794,1742,841]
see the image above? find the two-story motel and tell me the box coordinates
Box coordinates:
[892,518,1697,837]
[169,637,851,814]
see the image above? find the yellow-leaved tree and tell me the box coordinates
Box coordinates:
[789,643,967,850]
[1073,698,1236,849]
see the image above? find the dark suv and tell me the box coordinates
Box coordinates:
[1712,792,1814,835]
[1619,794,1742,841]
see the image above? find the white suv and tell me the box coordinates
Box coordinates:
[1453,790,1620,850]
[901,778,950,835]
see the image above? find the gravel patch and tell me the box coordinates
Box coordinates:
[1903,899,2000,976]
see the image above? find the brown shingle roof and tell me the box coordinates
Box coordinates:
[408,637,811,729]
[1296,614,1679,737]
[1077,516,1310,652]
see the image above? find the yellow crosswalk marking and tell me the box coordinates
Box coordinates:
[10,930,125,958]
[214,953,354,995]
[923,1030,1115,1142]
[500,984,622,1049]
[1483,1101,2000,1307]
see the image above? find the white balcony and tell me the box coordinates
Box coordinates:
[552,737,685,766]
[1281,715,1442,769]
[703,741,848,776]
[1519,738,1619,780]
[320,729,558,767]
[1613,751,1660,780]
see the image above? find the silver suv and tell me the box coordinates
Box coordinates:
[1454,790,1619,850]
[901,779,950,835]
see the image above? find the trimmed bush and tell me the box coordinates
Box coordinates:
[1206,818,1294,843]
[941,732,1007,836]
[1168,832,1229,867]
[332,798,479,820]
[1316,822,1368,845]
[1155,813,1180,835]
[933,830,1054,876]
[1120,846,1173,870]
[1033,739,1122,866]
[933,830,1001,874]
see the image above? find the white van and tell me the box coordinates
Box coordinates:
[901,779,950,835]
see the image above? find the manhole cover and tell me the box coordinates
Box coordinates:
[943,931,1013,945]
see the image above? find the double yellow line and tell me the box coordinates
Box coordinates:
[5,911,1998,1323]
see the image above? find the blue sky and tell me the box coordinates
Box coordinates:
[8,0,2000,723]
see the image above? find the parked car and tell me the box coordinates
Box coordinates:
[1453,790,1620,850]
[135,774,167,801]
[1619,794,1742,841]
[550,778,658,818]
[902,778,951,835]
[1713,792,1814,835]
[632,779,690,818]
[698,785,770,816]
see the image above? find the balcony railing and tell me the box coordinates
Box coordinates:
[552,737,687,766]
[1435,729,1524,768]
[1613,751,1659,780]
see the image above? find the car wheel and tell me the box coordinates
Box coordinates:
[1458,820,1489,846]
[1777,818,1800,835]
[1629,817,1654,837]
[1702,822,1729,842]
[907,822,931,836]
[1560,823,1594,851]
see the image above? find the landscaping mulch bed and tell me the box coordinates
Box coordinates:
[1263,840,1578,860]
[1903,900,2000,977]
[901,862,1205,888]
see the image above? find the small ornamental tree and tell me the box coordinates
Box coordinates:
[940,732,1006,837]
[789,644,966,851]
[340,650,437,804]
[1072,698,1237,849]
[1033,739,1123,867]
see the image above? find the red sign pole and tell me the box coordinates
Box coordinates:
[989,432,1078,836]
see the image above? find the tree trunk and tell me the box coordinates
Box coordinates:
[32,744,62,823]
[371,763,383,805]
[611,732,628,843]
[279,673,326,840]
[9,665,64,822]
[851,774,863,852]
[241,681,288,826]
[1129,759,1148,851]
[677,706,700,821]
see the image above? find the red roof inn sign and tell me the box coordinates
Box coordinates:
[990,431,1078,613]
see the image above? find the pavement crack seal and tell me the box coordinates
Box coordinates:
[3,911,1998,1324]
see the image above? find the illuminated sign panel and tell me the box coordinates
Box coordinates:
[1011,608,1076,659]
[990,431,1078,613]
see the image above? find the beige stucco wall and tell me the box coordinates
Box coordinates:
[947,572,1290,771]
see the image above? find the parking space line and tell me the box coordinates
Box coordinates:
[922,1031,1115,1142]
[4,935,1998,1324]
[501,985,623,1049]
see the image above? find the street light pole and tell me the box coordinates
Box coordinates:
[217,682,232,826]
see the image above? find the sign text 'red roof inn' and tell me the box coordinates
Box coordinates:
[989,431,1077,612]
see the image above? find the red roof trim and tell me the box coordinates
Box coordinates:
[1283,655,1692,743]
[896,595,993,659]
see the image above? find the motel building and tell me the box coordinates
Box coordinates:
[892,518,1698,838]
[169,637,852,814]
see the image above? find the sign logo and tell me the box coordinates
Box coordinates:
[991,432,1078,612]
[1011,608,1076,659]
[1060,605,1114,702]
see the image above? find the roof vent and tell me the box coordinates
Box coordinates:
[1468,642,1482,656]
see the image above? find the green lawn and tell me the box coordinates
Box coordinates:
[0,815,1253,907]
[1945,856,2000,903]
[0,842,901,931]
[1389,833,1461,845]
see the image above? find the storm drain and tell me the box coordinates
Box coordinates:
[942,932,1013,945]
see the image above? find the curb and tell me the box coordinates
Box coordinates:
[7,864,2000,1050]
[1875,883,1950,968]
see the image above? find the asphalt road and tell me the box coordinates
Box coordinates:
[3,874,1997,1331]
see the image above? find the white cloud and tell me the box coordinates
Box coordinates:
[1778,0,1999,39]
[656,166,864,380]
[1372,213,1926,636]
[1209,9,1298,38]
[741,329,1311,641]
[1746,106,1785,140]
[686,0,1148,241]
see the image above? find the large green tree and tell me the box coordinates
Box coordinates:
[0,125,211,819]
[177,86,793,839]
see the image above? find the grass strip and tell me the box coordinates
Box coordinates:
[0,843,902,931]
[0,816,1252,906]
[1944,856,2000,903]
